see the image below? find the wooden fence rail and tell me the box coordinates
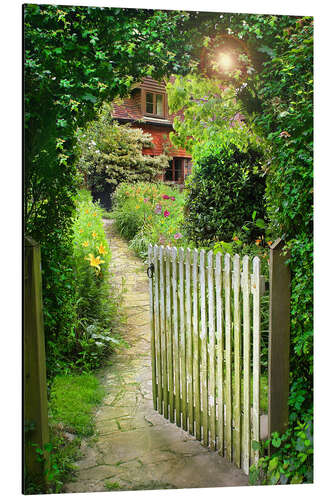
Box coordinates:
[148,244,268,475]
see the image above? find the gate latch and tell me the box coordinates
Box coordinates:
[147,263,155,279]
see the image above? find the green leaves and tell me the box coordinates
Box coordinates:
[182,136,266,246]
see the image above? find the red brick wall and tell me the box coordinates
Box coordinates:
[132,123,191,158]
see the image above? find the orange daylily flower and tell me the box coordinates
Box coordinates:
[98,243,107,255]
[85,253,105,273]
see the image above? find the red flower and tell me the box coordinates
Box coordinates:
[170,196,176,201]
[162,194,170,200]
[164,210,170,217]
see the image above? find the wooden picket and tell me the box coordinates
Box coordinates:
[148,244,266,475]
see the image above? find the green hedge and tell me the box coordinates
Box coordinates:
[183,137,266,246]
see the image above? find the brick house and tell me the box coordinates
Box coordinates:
[111,76,192,186]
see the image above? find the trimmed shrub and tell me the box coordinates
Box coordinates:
[183,137,266,246]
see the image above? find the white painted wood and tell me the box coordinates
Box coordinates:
[233,254,241,467]
[215,252,224,455]
[200,249,208,446]
[192,249,201,441]
[185,248,194,435]
[252,256,261,466]
[171,247,181,427]
[179,247,187,430]
[154,245,162,414]
[241,256,251,474]
[150,245,262,476]
[159,246,168,418]
[207,250,216,450]
[165,246,173,422]
[224,253,232,462]
[148,245,157,411]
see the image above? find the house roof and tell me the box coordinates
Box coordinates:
[111,77,179,126]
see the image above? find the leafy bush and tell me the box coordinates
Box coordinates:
[254,17,313,473]
[250,416,313,485]
[75,103,170,209]
[112,182,187,259]
[183,136,266,246]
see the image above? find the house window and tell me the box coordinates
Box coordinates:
[184,159,193,178]
[164,158,184,183]
[145,92,165,117]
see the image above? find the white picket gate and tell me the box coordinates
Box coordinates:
[147,244,266,475]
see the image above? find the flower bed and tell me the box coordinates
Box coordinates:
[70,189,125,371]
[112,182,188,259]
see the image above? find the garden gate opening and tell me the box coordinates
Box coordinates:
[147,239,290,476]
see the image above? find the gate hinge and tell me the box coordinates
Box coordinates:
[147,263,155,279]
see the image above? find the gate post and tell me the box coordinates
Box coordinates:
[24,237,49,488]
[268,237,291,445]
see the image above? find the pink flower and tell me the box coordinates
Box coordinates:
[154,204,162,214]
[174,233,182,240]
[170,196,176,201]
[144,198,149,203]
[162,194,170,200]
[164,210,170,217]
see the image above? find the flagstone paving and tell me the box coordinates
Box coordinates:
[64,220,248,493]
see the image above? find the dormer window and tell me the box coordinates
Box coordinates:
[145,92,164,117]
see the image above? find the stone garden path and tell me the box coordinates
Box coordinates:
[64,220,248,493]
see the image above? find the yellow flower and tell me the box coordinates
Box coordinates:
[98,243,107,255]
[87,222,91,227]
[79,228,83,233]
[85,209,89,214]
[93,212,97,217]
[135,205,140,209]
[92,231,97,238]
[85,253,105,273]
[82,240,89,247]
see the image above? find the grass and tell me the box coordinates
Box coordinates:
[50,374,105,436]
[25,373,105,494]
[105,481,122,490]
